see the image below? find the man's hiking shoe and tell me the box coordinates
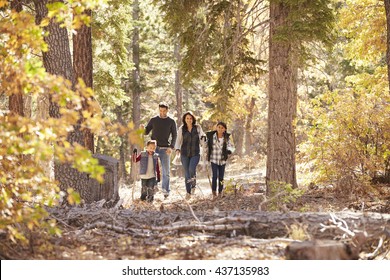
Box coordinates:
[185,193,191,200]
[191,187,196,194]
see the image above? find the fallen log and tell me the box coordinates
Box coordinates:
[285,240,359,260]
[48,206,390,240]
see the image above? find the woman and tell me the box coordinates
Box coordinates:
[206,121,235,198]
[174,111,206,199]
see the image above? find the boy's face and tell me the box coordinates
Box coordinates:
[146,144,156,154]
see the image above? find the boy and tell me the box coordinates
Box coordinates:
[132,140,161,202]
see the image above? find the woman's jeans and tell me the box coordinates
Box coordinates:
[156,147,171,195]
[181,154,200,194]
[211,162,226,193]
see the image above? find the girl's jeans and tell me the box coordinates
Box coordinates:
[211,162,226,193]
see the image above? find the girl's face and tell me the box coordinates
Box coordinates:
[185,114,194,126]
[216,124,226,135]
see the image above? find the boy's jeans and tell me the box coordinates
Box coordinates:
[181,154,200,194]
[140,177,156,202]
[156,147,171,195]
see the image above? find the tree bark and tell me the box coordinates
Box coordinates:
[233,118,244,156]
[384,0,390,182]
[244,97,256,155]
[266,1,298,193]
[34,0,91,202]
[174,41,183,123]
[73,9,94,153]
[385,0,390,94]
[116,106,127,182]
[129,0,141,184]
[8,0,24,117]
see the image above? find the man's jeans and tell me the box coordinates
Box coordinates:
[181,154,200,194]
[156,147,171,194]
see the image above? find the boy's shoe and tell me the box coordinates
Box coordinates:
[162,189,169,199]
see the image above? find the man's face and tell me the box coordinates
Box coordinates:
[159,107,168,118]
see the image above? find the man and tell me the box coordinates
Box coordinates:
[145,102,177,198]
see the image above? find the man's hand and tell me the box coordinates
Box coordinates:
[166,147,172,155]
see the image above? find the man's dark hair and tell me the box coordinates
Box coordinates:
[159,102,169,109]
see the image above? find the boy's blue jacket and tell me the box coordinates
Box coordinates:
[133,151,160,181]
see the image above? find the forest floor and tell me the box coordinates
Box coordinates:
[1,157,390,260]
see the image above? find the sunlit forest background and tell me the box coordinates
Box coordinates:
[0,0,389,251]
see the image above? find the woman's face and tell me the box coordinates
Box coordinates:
[185,114,194,126]
[216,124,226,135]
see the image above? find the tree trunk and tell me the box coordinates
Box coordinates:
[233,118,244,156]
[116,107,127,182]
[184,89,189,112]
[384,0,390,183]
[8,0,24,117]
[244,97,256,155]
[34,0,92,202]
[385,0,390,94]
[73,9,94,153]
[266,1,298,193]
[129,0,141,184]
[174,41,183,123]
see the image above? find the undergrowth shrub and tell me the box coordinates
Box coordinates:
[299,68,390,189]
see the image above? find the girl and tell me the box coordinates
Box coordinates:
[206,122,235,198]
